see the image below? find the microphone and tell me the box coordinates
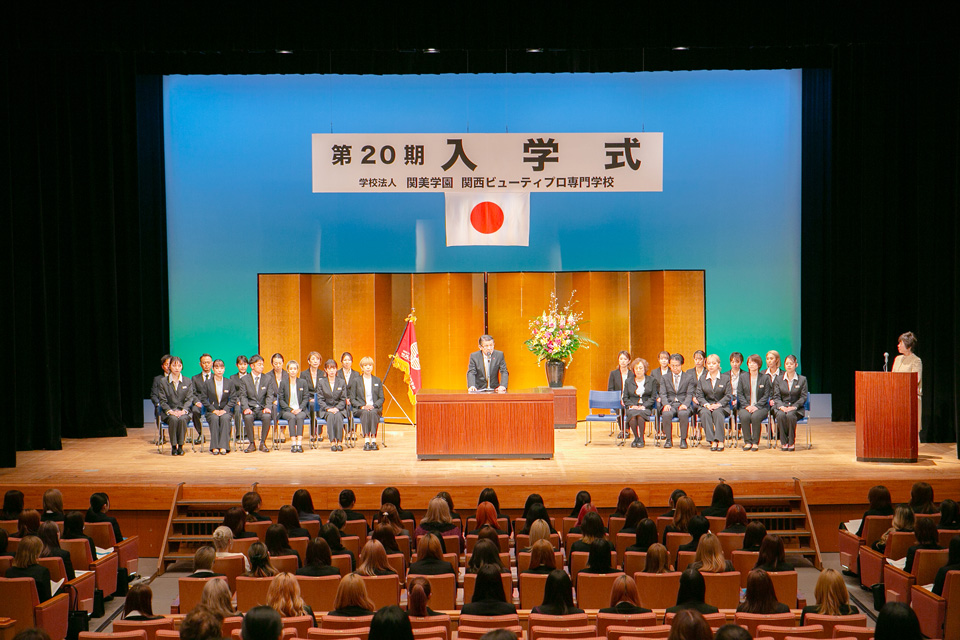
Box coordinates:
[883,352,889,372]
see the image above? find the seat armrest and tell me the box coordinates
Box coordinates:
[858,545,884,588]
[910,585,946,640]
[838,529,864,571]
[35,592,70,640]
[115,536,140,575]
[883,564,915,604]
[91,551,119,595]
[67,570,96,613]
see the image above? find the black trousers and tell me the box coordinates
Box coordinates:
[208,412,233,450]
[776,409,800,445]
[242,409,271,443]
[283,411,307,437]
[660,407,690,442]
[356,408,381,436]
[323,410,345,440]
[164,413,189,446]
[699,406,728,442]
[738,407,768,445]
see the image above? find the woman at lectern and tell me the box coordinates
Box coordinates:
[892,331,922,439]
[317,359,347,451]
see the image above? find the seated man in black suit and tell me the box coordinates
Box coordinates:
[240,355,275,453]
[467,334,508,393]
[659,354,696,449]
[85,492,123,542]
[187,546,224,579]
[191,353,214,444]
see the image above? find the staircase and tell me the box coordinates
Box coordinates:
[738,479,823,569]
[157,483,248,575]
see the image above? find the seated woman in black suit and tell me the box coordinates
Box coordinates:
[372,523,402,556]
[319,523,356,571]
[755,534,794,573]
[581,539,618,574]
[904,517,942,574]
[738,354,771,452]
[702,483,735,518]
[932,534,960,596]
[122,584,162,620]
[678,516,711,554]
[599,574,653,614]
[222,506,256,540]
[351,356,384,451]
[742,521,767,552]
[665,568,719,615]
[328,573,376,617]
[296,538,340,577]
[569,511,606,566]
[626,519,659,554]
[568,491,591,519]
[662,496,698,544]
[623,358,657,448]
[265,524,301,567]
[278,360,310,453]
[16,509,41,538]
[277,505,311,540]
[608,350,631,394]
[356,540,397,577]
[522,539,558,575]
[460,564,517,616]
[800,569,860,623]
[532,569,584,615]
[293,489,320,523]
[620,501,649,535]
[736,569,790,614]
[415,497,464,553]
[61,511,97,560]
[267,572,316,626]
[468,501,507,536]
[4,536,52,602]
[772,354,808,451]
[466,539,508,574]
[851,485,895,537]
[38,521,75,581]
[406,576,445,618]
[938,499,960,531]
[408,533,455,576]
[1,489,24,521]
[201,358,237,455]
[41,489,64,523]
[244,542,279,578]
[689,533,735,573]
[159,356,192,456]
[722,505,748,534]
[317,359,347,452]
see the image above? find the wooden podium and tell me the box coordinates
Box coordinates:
[855,371,919,463]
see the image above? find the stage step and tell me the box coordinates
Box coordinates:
[734,480,823,570]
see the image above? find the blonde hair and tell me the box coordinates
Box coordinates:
[766,350,781,367]
[333,573,375,612]
[694,533,726,573]
[813,569,849,616]
[643,543,671,574]
[212,526,234,552]
[200,578,235,618]
[359,356,375,368]
[528,519,551,548]
[267,573,307,617]
[357,540,393,576]
[13,535,42,568]
[421,497,452,525]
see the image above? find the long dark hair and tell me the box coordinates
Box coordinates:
[478,488,501,513]
[38,521,62,556]
[710,483,735,511]
[676,568,707,605]
[939,499,960,528]
[756,534,785,568]
[587,539,614,572]
[623,501,648,530]
[222,506,247,538]
[634,519,658,552]
[467,539,505,573]
[570,491,591,518]
[540,569,576,614]
[743,521,767,549]
[739,569,781,614]
[615,488,639,516]
[63,511,86,538]
[523,503,554,534]
[277,505,302,532]
[522,494,545,520]
[264,524,291,555]
[292,490,316,516]
[305,537,333,567]
[471,564,507,603]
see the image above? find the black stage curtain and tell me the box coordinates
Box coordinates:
[0,52,168,466]
[802,45,960,451]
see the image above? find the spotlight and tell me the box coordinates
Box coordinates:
[423,48,439,54]
[672,46,689,51]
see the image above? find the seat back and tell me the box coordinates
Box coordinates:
[386,553,405,577]
[179,576,226,613]
[529,625,597,640]
[569,551,616,583]
[655,517,673,540]
[236,576,274,612]
[622,552,647,577]
[705,517,725,534]
[517,551,563,573]
[560,517,578,539]
[111,618,176,640]
[663,611,725,628]
[519,573,549,609]
[359,574,400,609]
[734,611,795,636]
[939,529,960,547]
[81,632,147,640]
[282,615,314,638]
[914,548,950,585]
[318,614,374,630]
[456,627,522,640]
[608,517,626,539]
[330,554,352,576]
[307,630,365,640]
[0,520,18,534]
[595,612,657,636]
[296,575,340,612]
[0,557,10,573]
[516,533,560,552]
[228,536,257,556]
[576,572,625,609]
[289,537,310,560]
[528,613,590,630]
[213,555,246,592]
[272,555,300,574]
[862,516,893,548]
[406,573,456,611]
[831,626,875,640]
[664,533,692,565]
[342,521,368,546]
[615,534,634,565]
[755,624,823,640]
[461,572,513,606]
[717,533,744,558]
[802,614,867,638]
[303,521,321,538]
[564,532,583,553]
[701,571,741,609]
[675,551,695,573]
[457,614,521,630]
[409,615,453,639]
[61,538,94,570]
[83,522,117,550]
[588,390,622,411]
[396,535,412,563]
[341,536,361,557]
[0,577,40,634]
[766,571,799,608]
[38,556,67,582]
[606,624,671,640]
[247,521,271,542]
[883,531,916,560]
[731,550,759,587]
[633,571,681,610]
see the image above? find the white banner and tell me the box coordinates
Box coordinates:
[311,132,662,194]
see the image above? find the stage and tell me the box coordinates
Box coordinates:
[2,418,957,557]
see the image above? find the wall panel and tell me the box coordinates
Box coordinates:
[487,273,557,392]
[258,274,302,363]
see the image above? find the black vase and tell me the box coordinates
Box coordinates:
[545,359,565,388]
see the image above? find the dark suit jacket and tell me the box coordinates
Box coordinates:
[335,369,360,411]
[43,547,75,580]
[228,373,248,407]
[467,350,508,390]
[460,599,517,616]
[773,374,808,416]
[738,372,772,410]
[278,377,311,413]
[316,378,347,413]
[622,373,657,410]
[666,601,719,615]
[658,370,695,408]
[5,564,52,602]
[328,605,375,617]
[800,604,858,624]
[297,564,340,577]
[191,373,213,407]
[904,542,942,574]
[608,368,628,393]
[695,374,731,413]
[201,378,238,413]
[300,369,323,396]
[41,511,64,523]
[408,557,456,576]
[350,375,384,414]
[159,376,195,413]
[186,570,225,579]
[150,374,167,407]
[85,509,123,543]
[239,374,275,412]
[599,602,653,615]
[932,562,960,596]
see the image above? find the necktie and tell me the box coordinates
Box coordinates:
[484,357,490,385]
[674,374,680,391]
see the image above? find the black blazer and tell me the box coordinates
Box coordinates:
[738,372,772,410]
[300,369,323,396]
[460,599,517,616]
[666,601,719,615]
[278,377,311,413]
[408,557,456,576]
[5,564,52,602]
[186,570,225,579]
[239,374,274,412]
[159,376,195,413]
[86,509,123,543]
[350,375,385,414]
[41,511,64,523]
[904,542,942,574]
[932,562,960,596]
[201,378,238,413]
[695,374,732,412]
[335,369,360,409]
[150,374,167,407]
[599,601,653,615]
[228,373,248,406]
[191,373,213,407]
[622,373,657,411]
[43,547,75,581]
[773,374,808,416]
[316,378,347,413]
[659,371,695,407]
[608,368,628,393]
[466,350,509,390]
[328,605,375,617]
[296,564,340,577]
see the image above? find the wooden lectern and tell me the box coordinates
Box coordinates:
[855,371,919,463]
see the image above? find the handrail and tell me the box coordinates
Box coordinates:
[794,477,823,570]
[156,482,186,576]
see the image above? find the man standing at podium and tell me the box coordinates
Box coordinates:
[467,334,508,393]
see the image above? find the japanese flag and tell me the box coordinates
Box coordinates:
[444,192,530,246]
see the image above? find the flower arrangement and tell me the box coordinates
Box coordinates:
[524,291,596,365]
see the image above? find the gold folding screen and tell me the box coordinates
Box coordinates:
[259,271,704,420]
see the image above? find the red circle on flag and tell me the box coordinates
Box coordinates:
[470,201,504,234]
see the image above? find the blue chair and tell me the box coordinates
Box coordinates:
[584,390,622,446]
[353,415,386,444]
[271,401,289,450]
[726,396,741,448]
[797,398,811,449]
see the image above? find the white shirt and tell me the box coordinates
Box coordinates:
[706,373,719,389]
[484,356,491,384]
[729,370,740,395]
[750,373,759,406]
[635,376,646,397]
[290,381,299,411]
[215,378,224,403]
[364,376,374,406]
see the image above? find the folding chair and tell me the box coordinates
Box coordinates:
[584,390,621,446]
